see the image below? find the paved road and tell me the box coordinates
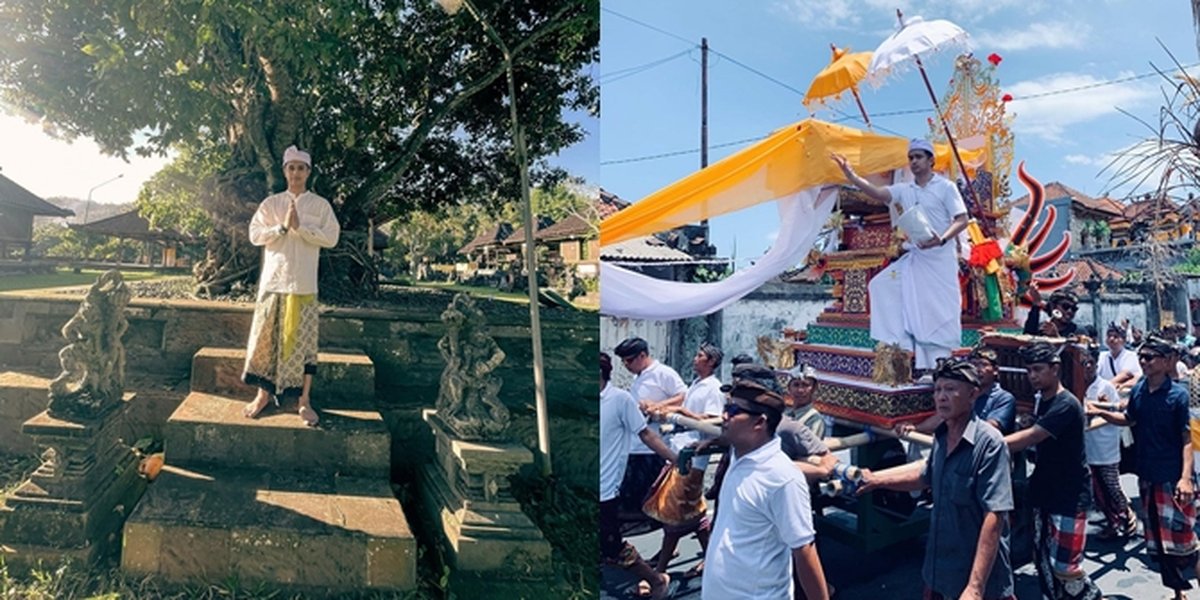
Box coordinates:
[602,471,1181,600]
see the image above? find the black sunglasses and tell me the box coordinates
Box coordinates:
[1138,353,1162,362]
[723,402,764,418]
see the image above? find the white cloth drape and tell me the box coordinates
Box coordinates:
[600,187,837,321]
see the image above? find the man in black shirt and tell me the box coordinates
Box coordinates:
[1023,289,1080,338]
[1004,342,1101,600]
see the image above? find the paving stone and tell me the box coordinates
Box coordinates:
[122,465,416,592]
[190,347,376,409]
[165,392,390,477]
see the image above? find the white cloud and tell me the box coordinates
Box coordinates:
[973,22,1090,51]
[774,0,1037,30]
[1006,72,1155,142]
[1064,153,1108,167]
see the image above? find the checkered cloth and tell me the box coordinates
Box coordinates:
[1033,510,1102,600]
[1140,480,1200,557]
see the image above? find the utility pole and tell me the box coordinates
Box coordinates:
[701,37,709,170]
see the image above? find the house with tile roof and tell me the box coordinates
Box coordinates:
[0,173,73,259]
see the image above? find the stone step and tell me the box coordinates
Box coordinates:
[165,392,390,477]
[122,465,416,591]
[190,347,375,409]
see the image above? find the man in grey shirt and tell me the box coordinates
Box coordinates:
[860,358,1015,599]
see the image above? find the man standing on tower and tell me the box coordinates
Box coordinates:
[832,139,969,374]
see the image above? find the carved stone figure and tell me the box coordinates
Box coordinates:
[48,270,130,420]
[435,293,510,440]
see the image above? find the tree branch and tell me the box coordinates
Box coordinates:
[351,2,584,220]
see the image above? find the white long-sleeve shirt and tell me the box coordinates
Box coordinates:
[249,190,340,298]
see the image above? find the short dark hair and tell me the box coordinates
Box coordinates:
[698,342,724,367]
[1020,341,1062,365]
[1048,289,1078,306]
[614,337,649,359]
[600,353,613,382]
[730,353,755,366]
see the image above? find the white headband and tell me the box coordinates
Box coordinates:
[282,145,311,167]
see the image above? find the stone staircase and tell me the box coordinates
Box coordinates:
[121,348,416,592]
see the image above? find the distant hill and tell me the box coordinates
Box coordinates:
[33,196,135,226]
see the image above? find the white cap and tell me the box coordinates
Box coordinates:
[282,145,311,167]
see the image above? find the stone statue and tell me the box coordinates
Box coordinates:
[48,270,130,420]
[435,293,510,440]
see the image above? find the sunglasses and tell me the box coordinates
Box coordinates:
[1138,353,1163,362]
[723,402,764,418]
[1058,304,1078,312]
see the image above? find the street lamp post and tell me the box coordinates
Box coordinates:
[84,173,124,224]
[436,0,552,476]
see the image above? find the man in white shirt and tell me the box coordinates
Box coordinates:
[702,366,829,600]
[614,337,687,516]
[1080,345,1138,539]
[600,353,678,600]
[832,139,969,373]
[241,146,340,427]
[1099,321,1141,393]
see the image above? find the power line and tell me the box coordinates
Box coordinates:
[603,62,1200,166]
[600,49,694,85]
[601,8,695,47]
[600,136,765,166]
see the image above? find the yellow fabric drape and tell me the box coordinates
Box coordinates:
[282,293,315,360]
[600,119,908,246]
[932,141,989,175]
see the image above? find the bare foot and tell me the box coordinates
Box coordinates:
[298,399,319,427]
[648,573,671,600]
[243,391,272,419]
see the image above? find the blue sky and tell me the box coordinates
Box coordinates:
[600,0,1199,265]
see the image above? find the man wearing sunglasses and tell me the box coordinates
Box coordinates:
[1097,321,1142,393]
[1089,335,1199,600]
[701,366,829,600]
[1023,288,1080,338]
[613,337,687,517]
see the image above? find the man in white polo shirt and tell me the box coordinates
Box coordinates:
[600,353,678,599]
[702,364,829,600]
[1099,321,1142,393]
[614,337,687,516]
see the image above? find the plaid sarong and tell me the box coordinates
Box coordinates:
[1140,479,1200,590]
[1090,463,1135,533]
[1140,480,1199,556]
[1033,509,1102,600]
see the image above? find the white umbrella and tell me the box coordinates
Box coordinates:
[867,10,982,215]
[866,14,970,85]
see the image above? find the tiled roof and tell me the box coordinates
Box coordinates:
[600,236,692,261]
[459,223,513,254]
[599,189,630,219]
[536,213,594,241]
[0,174,73,217]
[504,216,556,245]
[72,210,186,242]
[1011,181,1123,217]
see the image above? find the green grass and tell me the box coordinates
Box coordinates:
[0,269,169,293]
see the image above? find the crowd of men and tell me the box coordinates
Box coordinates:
[600,326,1200,600]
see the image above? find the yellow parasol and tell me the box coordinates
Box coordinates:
[804,44,874,127]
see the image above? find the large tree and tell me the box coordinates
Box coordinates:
[0,0,597,298]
